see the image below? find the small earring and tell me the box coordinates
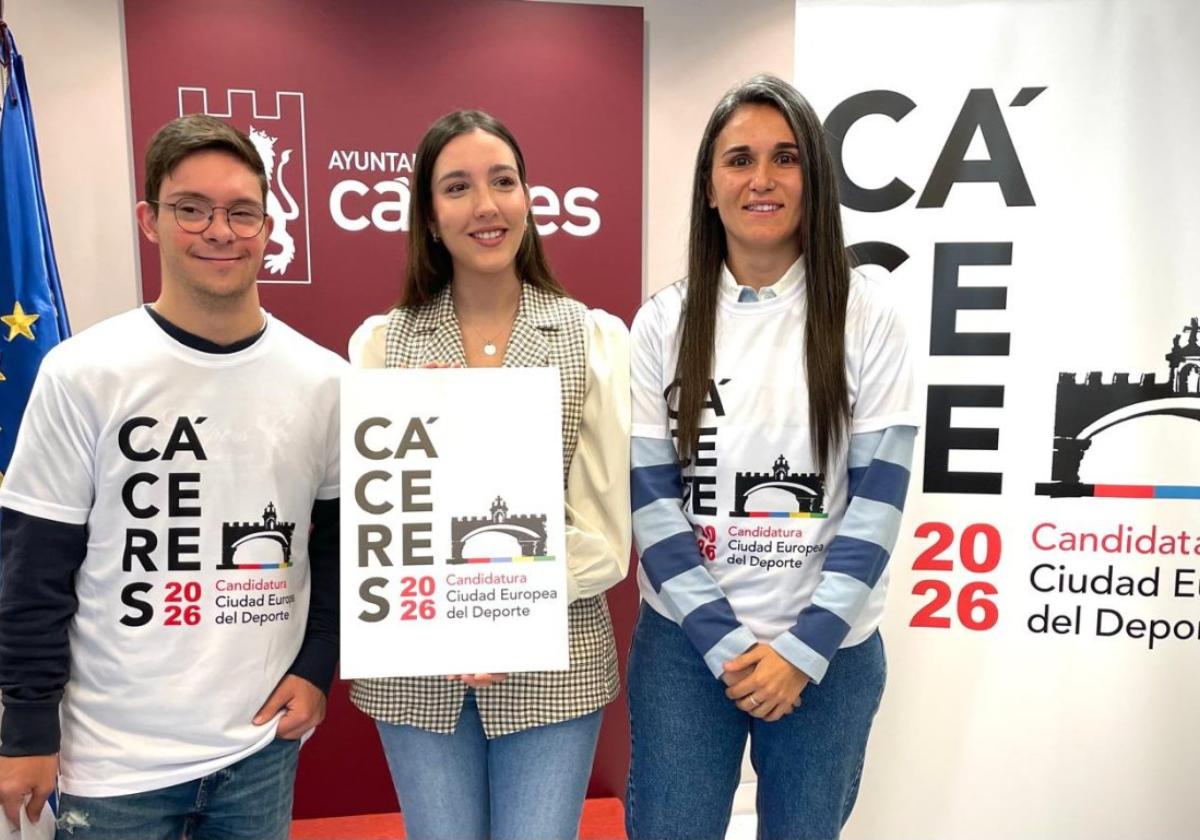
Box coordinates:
[432,231,440,242]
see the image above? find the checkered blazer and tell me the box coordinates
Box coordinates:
[349,282,620,737]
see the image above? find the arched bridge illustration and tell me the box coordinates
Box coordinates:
[220,502,296,569]
[1036,317,1200,498]
[448,496,549,563]
[732,455,827,516]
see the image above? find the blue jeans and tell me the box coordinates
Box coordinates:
[54,738,299,840]
[626,604,886,840]
[375,691,603,840]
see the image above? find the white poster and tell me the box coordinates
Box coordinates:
[795,1,1200,838]
[339,367,569,678]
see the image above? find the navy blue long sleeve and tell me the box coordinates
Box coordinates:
[0,507,87,755]
[284,498,340,694]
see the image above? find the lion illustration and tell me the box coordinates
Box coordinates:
[249,127,300,275]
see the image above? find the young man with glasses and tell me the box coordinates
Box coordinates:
[0,114,342,839]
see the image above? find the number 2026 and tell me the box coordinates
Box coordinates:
[910,522,1000,631]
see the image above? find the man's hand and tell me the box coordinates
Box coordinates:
[447,673,508,689]
[723,645,811,722]
[0,754,57,828]
[253,674,327,739]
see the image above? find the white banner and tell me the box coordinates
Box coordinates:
[339,368,569,678]
[796,1,1200,838]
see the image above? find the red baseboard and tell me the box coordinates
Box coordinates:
[290,796,626,840]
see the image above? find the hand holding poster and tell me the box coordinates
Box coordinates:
[340,367,568,678]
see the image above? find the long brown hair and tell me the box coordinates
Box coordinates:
[675,75,851,470]
[401,109,567,307]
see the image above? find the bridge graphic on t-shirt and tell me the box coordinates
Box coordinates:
[731,455,827,518]
[220,502,296,569]
[447,495,553,565]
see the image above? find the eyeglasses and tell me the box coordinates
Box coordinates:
[149,198,267,238]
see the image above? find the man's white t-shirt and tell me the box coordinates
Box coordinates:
[0,308,342,796]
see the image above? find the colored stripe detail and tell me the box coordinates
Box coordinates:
[737,511,829,519]
[1035,483,1200,499]
[1153,485,1200,499]
[457,555,555,564]
[1095,484,1200,499]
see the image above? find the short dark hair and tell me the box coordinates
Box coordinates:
[143,114,268,206]
[401,109,567,307]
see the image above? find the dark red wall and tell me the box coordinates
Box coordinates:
[124,0,643,818]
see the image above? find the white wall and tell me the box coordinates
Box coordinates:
[7,0,792,331]
[5,0,140,330]
[540,0,793,296]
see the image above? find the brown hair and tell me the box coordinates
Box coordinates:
[401,109,567,307]
[143,114,268,206]
[676,75,851,469]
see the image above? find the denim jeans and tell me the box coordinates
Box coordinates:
[375,691,603,840]
[54,738,299,840]
[626,604,886,840]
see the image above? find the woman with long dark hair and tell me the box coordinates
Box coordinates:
[348,109,631,840]
[626,75,919,839]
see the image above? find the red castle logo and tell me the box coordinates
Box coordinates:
[178,88,311,285]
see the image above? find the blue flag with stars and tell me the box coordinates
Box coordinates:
[0,25,70,483]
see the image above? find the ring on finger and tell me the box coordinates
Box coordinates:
[749,695,760,707]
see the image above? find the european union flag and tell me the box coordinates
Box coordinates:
[0,25,70,483]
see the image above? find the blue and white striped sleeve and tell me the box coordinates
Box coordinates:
[769,424,916,683]
[630,295,756,679]
[633,437,757,678]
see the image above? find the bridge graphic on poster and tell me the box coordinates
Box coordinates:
[1035,317,1200,499]
[220,502,296,569]
[447,496,554,564]
[731,455,827,518]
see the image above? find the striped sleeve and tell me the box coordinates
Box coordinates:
[769,424,916,683]
[633,436,757,678]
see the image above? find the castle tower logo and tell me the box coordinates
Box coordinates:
[447,495,554,565]
[1035,317,1200,499]
[220,502,297,570]
[731,455,828,518]
[177,88,311,284]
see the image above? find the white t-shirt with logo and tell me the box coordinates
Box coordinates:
[631,266,919,648]
[0,308,342,796]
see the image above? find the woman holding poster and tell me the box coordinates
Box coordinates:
[626,75,920,839]
[347,109,631,840]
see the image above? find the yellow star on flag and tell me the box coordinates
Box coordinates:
[2,301,40,341]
